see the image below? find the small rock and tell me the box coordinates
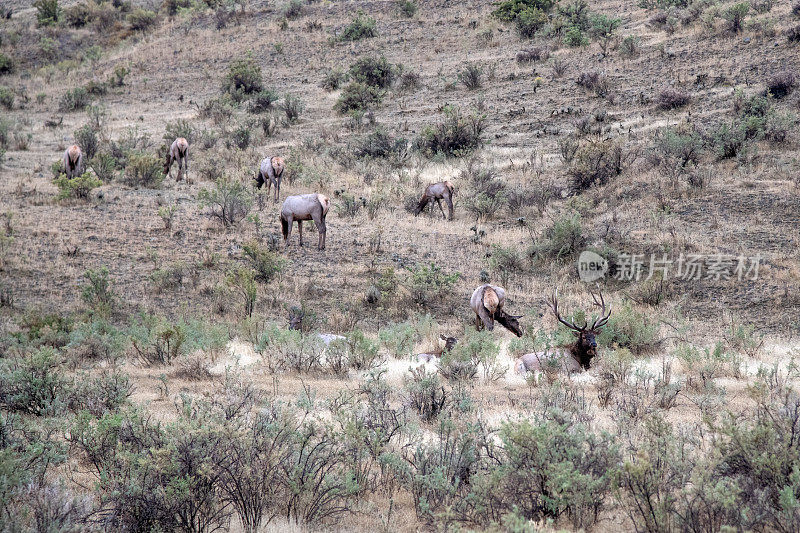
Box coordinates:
[743,37,751,44]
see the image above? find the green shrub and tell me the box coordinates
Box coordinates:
[163,119,194,144]
[225,123,252,150]
[378,322,416,359]
[255,325,325,373]
[531,211,585,260]
[649,126,703,178]
[34,0,61,26]
[0,87,13,110]
[334,82,384,113]
[568,138,623,192]
[723,2,749,33]
[564,25,589,46]
[64,2,92,27]
[328,330,381,371]
[416,105,485,157]
[516,7,548,37]
[448,329,503,381]
[597,300,659,353]
[53,171,103,200]
[405,262,460,307]
[123,151,163,188]
[711,122,747,159]
[619,35,641,57]
[127,8,157,30]
[281,94,303,124]
[67,318,128,365]
[242,241,284,282]
[0,53,14,75]
[59,87,90,112]
[321,68,348,91]
[492,0,556,22]
[69,371,132,416]
[397,0,417,17]
[81,266,116,318]
[222,56,263,96]
[338,10,377,41]
[108,64,129,87]
[198,177,253,227]
[74,124,99,159]
[89,152,117,182]
[588,13,621,56]
[349,55,397,88]
[0,347,70,415]
[403,367,446,420]
[248,88,278,113]
[458,62,482,89]
[353,127,408,159]
[488,244,525,287]
[282,0,303,19]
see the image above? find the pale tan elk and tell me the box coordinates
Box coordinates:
[515,289,612,374]
[414,181,455,220]
[280,193,330,250]
[417,335,458,363]
[470,284,523,337]
[255,156,286,201]
[63,145,84,179]
[164,137,189,182]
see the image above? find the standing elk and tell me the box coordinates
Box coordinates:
[413,180,455,221]
[470,284,523,337]
[255,156,286,201]
[63,145,84,179]
[515,289,612,374]
[164,137,189,182]
[280,193,330,250]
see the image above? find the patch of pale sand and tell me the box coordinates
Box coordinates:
[208,339,260,376]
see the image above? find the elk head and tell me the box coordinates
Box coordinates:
[439,334,458,353]
[496,309,524,337]
[547,289,611,369]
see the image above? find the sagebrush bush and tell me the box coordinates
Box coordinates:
[127,8,157,30]
[397,0,418,17]
[163,119,194,144]
[123,151,163,188]
[198,177,253,227]
[0,347,70,415]
[492,0,556,22]
[417,105,485,157]
[81,266,116,318]
[34,0,61,26]
[0,53,14,75]
[723,2,749,33]
[53,172,103,201]
[242,241,284,282]
[0,86,13,110]
[89,152,117,182]
[334,82,384,113]
[568,138,623,192]
[597,300,659,353]
[657,87,690,110]
[59,87,90,112]
[349,55,397,88]
[766,70,797,99]
[339,10,377,41]
[353,127,408,160]
[516,6,548,37]
[281,94,303,124]
[406,262,460,308]
[649,126,703,179]
[458,63,482,89]
[531,211,585,260]
[74,124,99,159]
[321,68,348,91]
[248,88,278,113]
[222,56,263,97]
[403,367,446,420]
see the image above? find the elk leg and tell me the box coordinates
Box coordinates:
[284,215,293,247]
[297,220,303,246]
[266,176,272,197]
[274,176,280,202]
[446,196,454,221]
[436,199,446,219]
[313,212,326,250]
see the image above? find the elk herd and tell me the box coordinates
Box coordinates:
[60,137,614,376]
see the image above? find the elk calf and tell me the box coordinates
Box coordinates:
[470,284,523,337]
[414,181,455,220]
[417,335,458,363]
[63,145,84,179]
[280,193,330,250]
[255,156,286,201]
[164,137,189,182]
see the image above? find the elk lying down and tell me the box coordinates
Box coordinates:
[63,145,84,179]
[414,181,455,220]
[470,284,523,337]
[417,335,458,363]
[280,193,330,250]
[515,289,612,374]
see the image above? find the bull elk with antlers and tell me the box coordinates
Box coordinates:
[516,289,612,374]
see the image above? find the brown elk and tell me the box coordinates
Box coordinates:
[414,181,455,221]
[255,156,286,201]
[515,289,612,374]
[280,193,330,250]
[164,137,189,181]
[63,145,84,179]
[417,334,458,363]
[470,284,523,337]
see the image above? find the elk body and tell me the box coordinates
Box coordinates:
[417,334,458,363]
[516,290,612,374]
[280,193,330,250]
[164,137,189,182]
[63,145,84,179]
[414,181,455,221]
[255,156,286,201]
[470,284,523,337]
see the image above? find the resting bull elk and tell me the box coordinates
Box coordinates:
[516,289,612,374]
[470,284,523,337]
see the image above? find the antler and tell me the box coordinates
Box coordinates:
[547,289,587,332]
[589,290,612,330]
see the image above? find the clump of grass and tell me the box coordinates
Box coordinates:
[338,10,377,41]
[59,87,90,112]
[416,105,485,158]
[657,88,691,110]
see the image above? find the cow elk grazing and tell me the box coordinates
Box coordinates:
[417,334,458,363]
[280,193,330,250]
[63,145,84,179]
[515,289,612,374]
[164,137,189,182]
[255,156,286,201]
[414,181,455,221]
[470,284,523,337]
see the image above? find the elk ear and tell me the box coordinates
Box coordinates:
[439,334,447,341]
[512,315,523,319]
